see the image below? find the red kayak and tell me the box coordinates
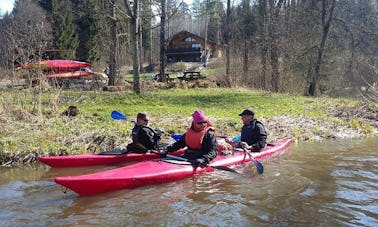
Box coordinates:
[19,60,92,72]
[40,149,185,168]
[46,69,94,79]
[55,139,291,196]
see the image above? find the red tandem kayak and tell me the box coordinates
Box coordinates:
[40,149,185,168]
[55,139,291,196]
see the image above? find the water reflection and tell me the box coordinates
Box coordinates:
[0,137,377,226]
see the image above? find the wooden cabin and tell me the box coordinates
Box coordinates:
[166,30,219,62]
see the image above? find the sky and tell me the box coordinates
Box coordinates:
[0,0,195,16]
[0,0,15,15]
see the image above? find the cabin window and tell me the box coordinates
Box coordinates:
[192,43,201,49]
[184,37,196,42]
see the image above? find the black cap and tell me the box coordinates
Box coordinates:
[239,109,254,116]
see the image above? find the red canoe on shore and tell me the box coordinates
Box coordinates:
[45,69,94,79]
[40,149,185,168]
[19,59,92,72]
[55,139,292,196]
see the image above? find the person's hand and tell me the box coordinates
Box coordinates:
[154,134,161,142]
[189,159,205,168]
[155,129,165,135]
[158,150,168,158]
[165,145,173,153]
[240,142,250,149]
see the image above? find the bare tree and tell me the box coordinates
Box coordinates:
[159,0,167,83]
[107,0,118,86]
[0,0,52,78]
[124,0,141,93]
[268,0,284,92]
[225,0,231,83]
[307,0,336,96]
[257,0,268,89]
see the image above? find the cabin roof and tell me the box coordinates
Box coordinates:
[167,30,216,46]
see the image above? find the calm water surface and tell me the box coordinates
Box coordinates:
[1,137,377,226]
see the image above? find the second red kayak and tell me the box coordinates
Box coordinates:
[55,139,292,196]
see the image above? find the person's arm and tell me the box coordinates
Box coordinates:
[251,123,267,151]
[166,133,187,153]
[197,130,218,164]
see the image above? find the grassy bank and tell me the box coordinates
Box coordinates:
[1,87,377,166]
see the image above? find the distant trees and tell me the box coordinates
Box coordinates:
[0,0,52,70]
[0,0,376,99]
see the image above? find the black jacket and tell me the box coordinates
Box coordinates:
[166,128,218,164]
[127,124,160,152]
[240,119,267,151]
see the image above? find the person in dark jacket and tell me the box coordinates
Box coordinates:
[126,112,161,153]
[234,109,267,151]
[163,110,218,167]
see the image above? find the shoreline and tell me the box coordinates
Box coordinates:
[1,113,377,168]
[0,88,377,167]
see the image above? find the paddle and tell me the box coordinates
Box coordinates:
[171,133,183,141]
[151,151,240,174]
[243,148,264,174]
[111,110,137,125]
[111,110,127,120]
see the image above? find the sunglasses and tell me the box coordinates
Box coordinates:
[143,119,149,122]
[197,121,207,125]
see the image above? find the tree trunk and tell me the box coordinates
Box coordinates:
[148,3,153,69]
[131,0,141,94]
[243,39,249,79]
[308,0,336,96]
[159,0,167,83]
[258,0,267,89]
[139,24,143,72]
[269,0,284,92]
[108,0,117,86]
[225,0,231,84]
[203,8,208,67]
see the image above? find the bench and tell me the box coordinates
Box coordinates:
[153,73,174,82]
[177,71,206,81]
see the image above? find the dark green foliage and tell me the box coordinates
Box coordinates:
[71,0,101,62]
[51,0,78,59]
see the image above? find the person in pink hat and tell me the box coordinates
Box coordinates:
[162,110,218,167]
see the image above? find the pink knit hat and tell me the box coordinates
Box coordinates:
[192,110,207,122]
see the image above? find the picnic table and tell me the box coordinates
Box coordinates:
[177,71,206,81]
[153,73,174,82]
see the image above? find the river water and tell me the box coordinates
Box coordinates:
[1,137,377,226]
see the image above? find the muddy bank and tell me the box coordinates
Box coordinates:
[1,102,377,167]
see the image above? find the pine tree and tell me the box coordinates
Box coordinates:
[51,0,79,59]
[71,0,101,62]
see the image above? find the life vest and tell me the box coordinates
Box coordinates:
[185,126,213,150]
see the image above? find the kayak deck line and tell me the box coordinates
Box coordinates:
[39,148,186,168]
[160,159,191,165]
[55,139,292,196]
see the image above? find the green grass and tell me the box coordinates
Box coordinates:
[0,87,362,157]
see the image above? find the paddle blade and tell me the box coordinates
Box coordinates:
[251,159,264,174]
[111,110,127,120]
[211,165,240,174]
[171,134,183,141]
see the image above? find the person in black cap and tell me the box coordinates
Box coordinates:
[234,109,267,152]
